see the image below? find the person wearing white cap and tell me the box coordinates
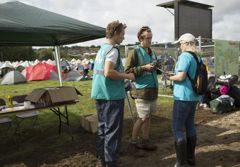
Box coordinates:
[166,33,201,167]
[173,33,196,45]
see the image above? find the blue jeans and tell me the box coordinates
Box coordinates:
[96,99,124,164]
[172,100,197,142]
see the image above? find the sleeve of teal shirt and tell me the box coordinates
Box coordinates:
[176,53,191,73]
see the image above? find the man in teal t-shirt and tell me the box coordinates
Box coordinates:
[91,20,134,167]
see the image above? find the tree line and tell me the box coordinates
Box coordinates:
[0,46,36,61]
[0,44,138,62]
[0,46,100,62]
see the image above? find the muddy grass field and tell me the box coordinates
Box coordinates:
[1,106,239,167]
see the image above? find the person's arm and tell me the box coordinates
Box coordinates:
[166,53,191,81]
[124,49,154,76]
[167,71,186,81]
[104,61,135,80]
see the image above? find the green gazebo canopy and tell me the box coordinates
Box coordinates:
[0,1,105,46]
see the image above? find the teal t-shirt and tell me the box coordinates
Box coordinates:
[173,52,201,101]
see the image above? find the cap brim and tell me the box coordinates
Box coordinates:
[172,40,180,45]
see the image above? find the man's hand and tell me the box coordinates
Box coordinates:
[127,73,135,81]
[143,63,155,72]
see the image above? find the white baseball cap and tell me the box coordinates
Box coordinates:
[173,33,196,44]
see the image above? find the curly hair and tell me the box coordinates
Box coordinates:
[106,20,127,38]
[137,26,151,41]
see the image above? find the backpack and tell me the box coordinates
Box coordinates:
[187,51,208,95]
[210,95,235,114]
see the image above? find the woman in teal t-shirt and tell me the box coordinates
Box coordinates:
[166,33,201,167]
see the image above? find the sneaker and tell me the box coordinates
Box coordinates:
[135,139,157,151]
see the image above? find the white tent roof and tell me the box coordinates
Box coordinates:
[20,60,32,67]
[0,61,14,69]
[46,59,56,65]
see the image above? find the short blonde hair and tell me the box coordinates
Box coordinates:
[106,20,127,38]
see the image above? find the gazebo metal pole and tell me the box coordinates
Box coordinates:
[54,46,63,86]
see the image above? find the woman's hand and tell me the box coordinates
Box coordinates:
[164,72,174,80]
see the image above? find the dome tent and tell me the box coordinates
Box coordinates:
[0,61,14,77]
[64,70,81,81]
[26,63,61,81]
[1,70,26,85]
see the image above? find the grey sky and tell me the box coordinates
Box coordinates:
[1,0,240,46]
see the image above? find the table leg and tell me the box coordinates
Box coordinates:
[50,106,74,141]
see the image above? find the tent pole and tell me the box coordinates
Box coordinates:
[54,46,63,86]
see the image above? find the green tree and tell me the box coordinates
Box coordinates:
[0,46,35,61]
[36,48,54,60]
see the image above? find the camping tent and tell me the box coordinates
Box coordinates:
[1,71,27,85]
[20,61,32,68]
[64,70,81,81]
[26,63,60,81]
[61,59,71,73]
[0,1,105,85]
[0,61,14,77]
[0,61,14,69]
